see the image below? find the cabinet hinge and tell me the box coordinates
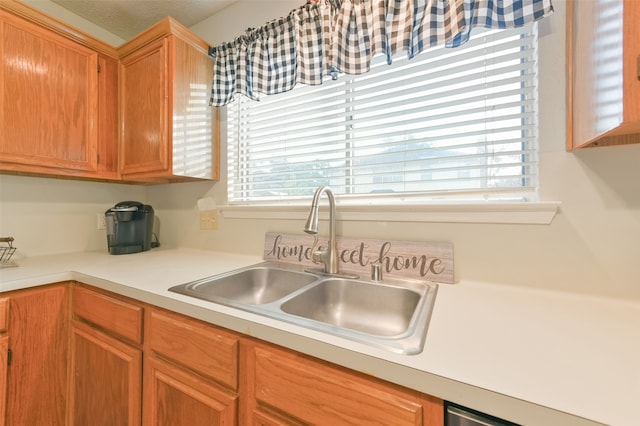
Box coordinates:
[98,63,101,73]
[7,348,11,366]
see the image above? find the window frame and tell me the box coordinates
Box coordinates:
[218,21,560,225]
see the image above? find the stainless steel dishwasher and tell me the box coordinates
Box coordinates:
[446,402,519,426]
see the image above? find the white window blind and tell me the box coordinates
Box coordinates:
[227,23,539,205]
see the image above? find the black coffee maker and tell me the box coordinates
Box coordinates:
[105,201,154,255]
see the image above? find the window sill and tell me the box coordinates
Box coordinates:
[220,202,561,225]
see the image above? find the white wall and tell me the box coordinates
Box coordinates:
[20,0,126,46]
[0,175,145,256]
[1,1,639,300]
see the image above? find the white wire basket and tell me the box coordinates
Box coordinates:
[0,237,17,268]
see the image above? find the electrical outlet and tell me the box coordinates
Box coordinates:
[200,210,218,230]
[96,213,106,230]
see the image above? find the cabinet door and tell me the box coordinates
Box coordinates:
[68,320,142,426]
[245,342,444,426]
[143,356,237,426]
[119,38,170,177]
[0,11,99,172]
[172,35,218,181]
[567,0,640,148]
[5,284,69,425]
[118,23,219,182]
[0,334,7,426]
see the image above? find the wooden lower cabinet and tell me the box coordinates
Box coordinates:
[243,341,443,426]
[70,284,144,426]
[144,307,240,425]
[4,284,69,426]
[0,283,444,425]
[145,308,239,391]
[68,320,142,425]
[0,334,6,426]
[0,296,7,426]
[143,355,237,425]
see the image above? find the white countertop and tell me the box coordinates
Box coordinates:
[1,248,638,426]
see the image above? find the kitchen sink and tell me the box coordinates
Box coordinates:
[280,278,421,336]
[169,262,438,354]
[169,265,317,305]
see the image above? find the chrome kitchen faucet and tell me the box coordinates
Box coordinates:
[304,186,340,275]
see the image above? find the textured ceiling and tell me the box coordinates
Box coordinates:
[51,0,237,40]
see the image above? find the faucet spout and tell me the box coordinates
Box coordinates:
[304,186,339,274]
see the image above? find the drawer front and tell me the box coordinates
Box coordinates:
[253,346,423,426]
[0,298,8,332]
[147,309,239,390]
[73,286,143,344]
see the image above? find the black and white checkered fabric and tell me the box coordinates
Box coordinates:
[294,3,324,85]
[331,0,374,74]
[318,0,342,80]
[209,0,553,106]
[259,15,298,95]
[209,42,238,106]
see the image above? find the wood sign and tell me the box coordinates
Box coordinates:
[263,232,454,284]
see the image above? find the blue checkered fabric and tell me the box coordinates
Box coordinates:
[209,0,553,106]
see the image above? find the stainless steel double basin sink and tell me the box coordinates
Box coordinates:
[169,262,438,354]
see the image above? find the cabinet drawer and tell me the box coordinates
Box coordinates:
[147,309,239,390]
[0,298,8,332]
[73,286,143,344]
[144,356,237,425]
[252,346,424,426]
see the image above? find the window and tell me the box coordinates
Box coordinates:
[226,23,539,205]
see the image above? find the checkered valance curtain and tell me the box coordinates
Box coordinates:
[208,0,554,107]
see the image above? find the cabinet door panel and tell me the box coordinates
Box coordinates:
[68,320,142,426]
[567,0,640,148]
[250,346,424,426]
[5,284,69,426]
[0,12,98,171]
[252,408,305,426]
[119,38,169,176]
[144,356,237,426]
[0,334,7,426]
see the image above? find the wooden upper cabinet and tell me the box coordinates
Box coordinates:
[567,0,640,149]
[118,18,219,183]
[96,54,120,179]
[0,2,119,178]
[0,10,98,172]
[0,2,217,184]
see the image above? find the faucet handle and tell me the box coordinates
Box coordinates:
[311,248,324,264]
[371,263,382,282]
